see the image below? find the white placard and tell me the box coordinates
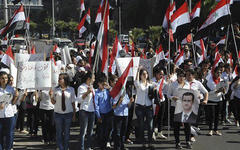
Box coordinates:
[17,61,52,89]
[52,62,60,88]
[61,47,72,66]
[116,57,140,80]
[139,57,156,79]
[15,53,44,64]
[10,63,17,87]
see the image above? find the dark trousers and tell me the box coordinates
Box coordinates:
[113,116,128,150]
[153,101,166,132]
[125,102,134,140]
[174,122,191,144]
[0,117,14,150]
[170,106,175,127]
[232,98,240,122]
[16,107,25,131]
[135,104,153,144]
[39,109,55,142]
[98,111,113,149]
[26,107,39,134]
[205,101,222,131]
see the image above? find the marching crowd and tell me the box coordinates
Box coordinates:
[0,24,240,150]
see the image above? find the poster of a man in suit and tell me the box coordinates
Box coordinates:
[174,89,199,124]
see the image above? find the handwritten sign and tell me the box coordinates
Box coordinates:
[51,62,60,87]
[17,61,52,89]
[116,57,140,80]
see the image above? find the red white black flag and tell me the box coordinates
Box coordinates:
[0,5,26,38]
[193,0,231,41]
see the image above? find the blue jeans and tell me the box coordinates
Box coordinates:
[135,104,153,144]
[0,117,14,150]
[79,110,95,150]
[54,112,73,150]
[113,116,128,150]
[10,113,18,148]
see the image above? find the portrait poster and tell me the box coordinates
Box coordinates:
[0,93,13,105]
[174,88,200,124]
[139,57,156,79]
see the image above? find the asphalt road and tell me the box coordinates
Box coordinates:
[13,119,240,150]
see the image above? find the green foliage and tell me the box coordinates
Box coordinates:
[30,21,37,30]
[109,20,117,43]
[130,27,145,43]
[68,20,78,32]
[147,26,162,43]
[44,17,53,28]
[56,20,68,31]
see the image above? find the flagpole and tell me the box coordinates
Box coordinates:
[92,0,108,76]
[52,0,55,38]
[227,3,239,62]
[224,25,230,51]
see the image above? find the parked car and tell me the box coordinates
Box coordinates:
[52,38,73,48]
[8,37,27,53]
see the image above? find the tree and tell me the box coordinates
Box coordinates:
[56,20,68,37]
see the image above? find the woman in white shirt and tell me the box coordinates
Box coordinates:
[49,73,76,150]
[205,66,226,136]
[0,71,19,150]
[76,71,95,150]
[134,68,154,148]
[39,89,55,144]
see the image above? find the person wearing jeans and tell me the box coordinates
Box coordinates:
[0,71,19,150]
[50,73,76,150]
[77,71,95,150]
[134,68,154,149]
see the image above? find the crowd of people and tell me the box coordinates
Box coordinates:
[0,23,240,150]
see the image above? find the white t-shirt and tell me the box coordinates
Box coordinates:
[134,80,153,106]
[77,83,95,112]
[39,90,54,110]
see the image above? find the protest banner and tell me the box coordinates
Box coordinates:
[15,53,44,64]
[16,61,52,89]
[116,57,140,80]
[139,57,156,79]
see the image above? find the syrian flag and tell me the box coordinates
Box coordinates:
[80,0,85,19]
[190,0,201,28]
[213,49,223,68]
[0,5,26,38]
[77,12,89,38]
[124,44,129,53]
[97,0,109,74]
[109,35,122,74]
[154,44,165,66]
[197,39,207,64]
[31,45,36,54]
[86,8,91,24]
[175,49,184,66]
[216,35,226,46]
[95,5,102,23]
[162,1,176,31]
[26,17,30,30]
[1,46,14,67]
[50,52,56,66]
[131,42,135,57]
[227,53,233,67]
[193,0,232,41]
[232,65,239,79]
[165,50,169,59]
[110,58,133,102]
[53,44,60,53]
[170,1,191,41]
[182,34,192,44]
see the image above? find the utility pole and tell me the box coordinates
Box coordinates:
[52,0,55,38]
[118,0,121,35]
[4,0,8,24]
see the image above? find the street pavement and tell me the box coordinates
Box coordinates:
[13,120,240,150]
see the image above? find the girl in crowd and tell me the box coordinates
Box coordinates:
[230,66,240,128]
[49,73,76,150]
[39,89,55,144]
[77,71,95,150]
[109,75,134,150]
[205,66,227,136]
[0,71,19,150]
[152,67,168,140]
[134,68,154,149]
[167,69,190,149]
[94,74,113,150]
